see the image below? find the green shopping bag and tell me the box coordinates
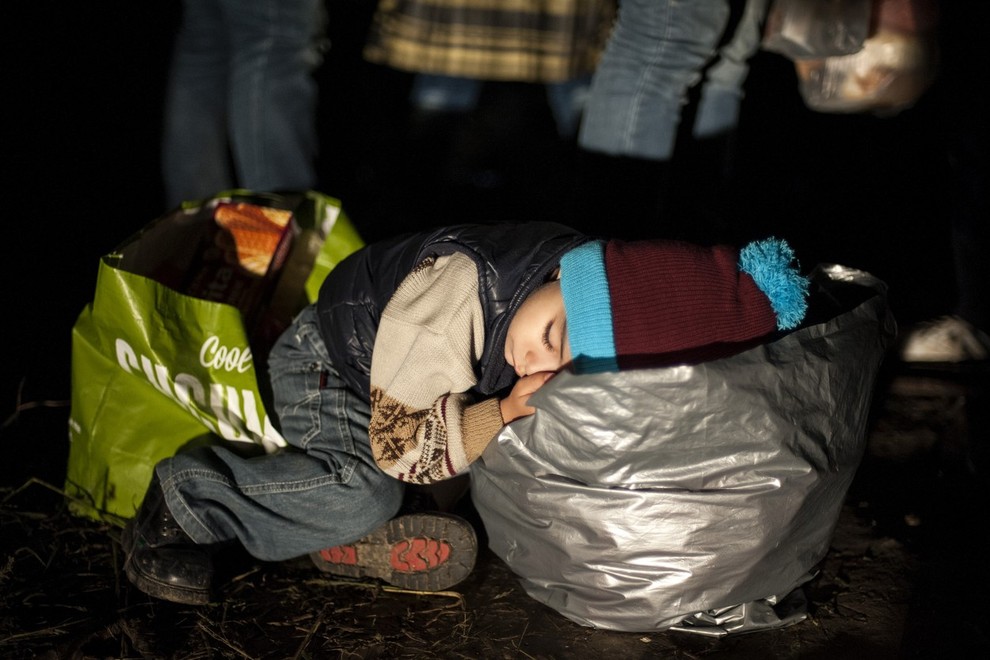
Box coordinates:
[66,190,363,523]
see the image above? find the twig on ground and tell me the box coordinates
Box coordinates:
[1,377,69,430]
[291,603,327,660]
[302,576,468,603]
[196,614,256,660]
[0,620,88,646]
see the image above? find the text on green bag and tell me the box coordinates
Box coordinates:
[115,337,286,451]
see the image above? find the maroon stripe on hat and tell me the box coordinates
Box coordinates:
[605,240,777,362]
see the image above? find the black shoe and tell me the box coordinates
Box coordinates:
[122,475,213,605]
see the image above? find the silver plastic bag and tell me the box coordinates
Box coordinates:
[471,265,895,634]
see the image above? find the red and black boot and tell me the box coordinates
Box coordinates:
[310,513,477,591]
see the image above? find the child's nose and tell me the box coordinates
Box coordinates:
[520,352,531,374]
[522,349,539,374]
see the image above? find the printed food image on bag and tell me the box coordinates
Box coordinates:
[213,202,294,275]
[142,200,296,341]
[189,202,296,347]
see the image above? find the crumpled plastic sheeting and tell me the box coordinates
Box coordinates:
[471,265,896,634]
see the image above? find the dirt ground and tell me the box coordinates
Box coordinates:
[2,362,987,659]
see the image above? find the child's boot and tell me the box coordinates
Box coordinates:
[122,475,213,605]
[310,513,477,591]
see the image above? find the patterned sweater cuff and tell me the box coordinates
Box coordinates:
[461,398,505,464]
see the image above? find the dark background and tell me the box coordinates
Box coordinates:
[3,0,975,413]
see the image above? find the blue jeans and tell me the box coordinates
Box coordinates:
[579,0,768,160]
[161,0,325,206]
[157,306,405,561]
[694,0,769,140]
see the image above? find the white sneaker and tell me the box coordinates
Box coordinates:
[899,315,990,362]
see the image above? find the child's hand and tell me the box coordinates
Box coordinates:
[500,371,556,423]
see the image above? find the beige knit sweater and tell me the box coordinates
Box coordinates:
[368,253,506,483]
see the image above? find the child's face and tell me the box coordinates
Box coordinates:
[504,280,571,377]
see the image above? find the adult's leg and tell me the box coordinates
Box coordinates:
[161,0,233,207]
[578,0,731,160]
[545,75,592,139]
[668,0,771,245]
[693,0,770,140]
[223,0,325,193]
[157,306,405,561]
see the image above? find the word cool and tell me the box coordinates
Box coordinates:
[115,336,287,451]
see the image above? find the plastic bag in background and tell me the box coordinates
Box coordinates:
[66,190,364,523]
[471,265,896,634]
[789,0,940,114]
[763,0,873,59]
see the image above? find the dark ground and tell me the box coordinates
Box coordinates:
[3,1,989,658]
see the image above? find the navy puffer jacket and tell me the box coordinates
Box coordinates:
[315,222,589,400]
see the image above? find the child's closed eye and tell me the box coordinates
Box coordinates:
[542,321,555,352]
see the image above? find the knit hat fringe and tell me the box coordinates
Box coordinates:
[738,238,809,331]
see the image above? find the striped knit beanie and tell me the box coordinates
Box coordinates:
[559,238,810,373]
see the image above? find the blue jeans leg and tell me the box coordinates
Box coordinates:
[161,0,324,206]
[693,0,769,140]
[578,0,731,160]
[546,76,592,139]
[225,0,325,194]
[161,0,233,206]
[157,306,404,561]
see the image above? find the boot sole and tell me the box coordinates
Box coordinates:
[310,513,477,591]
[124,564,211,605]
